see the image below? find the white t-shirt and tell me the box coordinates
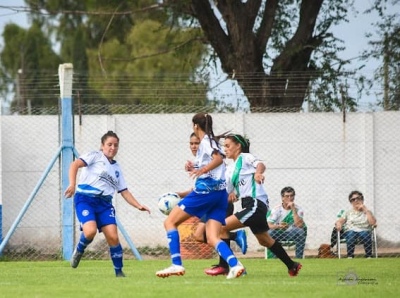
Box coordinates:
[193,135,226,193]
[225,153,269,207]
[76,150,127,200]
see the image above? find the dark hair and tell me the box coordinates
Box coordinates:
[192,113,227,150]
[224,134,250,153]
[281,186,295,197]
[348,190,363,202]
[101,131,119,144]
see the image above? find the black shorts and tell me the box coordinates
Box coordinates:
[235,197,269,234]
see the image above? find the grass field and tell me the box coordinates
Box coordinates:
[0,258,399,298]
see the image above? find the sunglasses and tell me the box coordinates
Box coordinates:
[349,196,363,202]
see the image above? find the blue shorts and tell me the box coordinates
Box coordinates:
[74,193,116,231]
[178,189,228,225]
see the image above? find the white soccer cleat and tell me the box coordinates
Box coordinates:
[226,261,246,279]
[156,264,185,278]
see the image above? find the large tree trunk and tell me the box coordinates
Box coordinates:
[189,0,324,112]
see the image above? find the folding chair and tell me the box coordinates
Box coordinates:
[337,226,378,259]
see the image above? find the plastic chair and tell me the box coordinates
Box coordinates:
[337,226,378,258]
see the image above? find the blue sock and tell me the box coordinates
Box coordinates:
[167,229,182,266]
[76,233,92,253]
[216,240,238,267]
[110,244,123,273]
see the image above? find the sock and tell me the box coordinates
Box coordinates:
[218,239,230,268]
[269,241,295,269]
[229,232,236,241]
[110,244,124,274]
[216,240,238,267]
[167,229,182,266]
[76,233,92,253]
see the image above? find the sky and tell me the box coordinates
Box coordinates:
[0,0,391,111]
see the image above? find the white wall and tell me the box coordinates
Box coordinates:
[1,112,399,251]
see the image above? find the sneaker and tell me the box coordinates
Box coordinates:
[204,265,229,276]
[116,271,126,277]
[156,264,185,278]
[235,230,248,255]
[70,249,83,268]
[288,262,302,277]
[226,262,246,280]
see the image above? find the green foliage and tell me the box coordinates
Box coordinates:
[1,22,61,111]
[361,0,400,110]
[87,19,208,106]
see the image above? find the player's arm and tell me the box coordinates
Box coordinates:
[64,158,85,198]
[121,190,150,213]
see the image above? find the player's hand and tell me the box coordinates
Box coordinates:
[64,185,75,198]
[255,173,264,184]
[185,160,194,172]
[137,204,151,214]
[229,193,238,203]
[280,222,289,230]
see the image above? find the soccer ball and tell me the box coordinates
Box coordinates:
[157,192,181,215]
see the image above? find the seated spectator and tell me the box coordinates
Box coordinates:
[267,186,307,259]
[335,190,377,258]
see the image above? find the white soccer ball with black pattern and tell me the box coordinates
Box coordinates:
[157,192,181,215]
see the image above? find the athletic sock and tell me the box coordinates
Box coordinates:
[269,241,295,269]
[167,229,182,266]
[216,240,238,267]
[218,239,230,268]
[76,233,93,253]
[110,243,123,273]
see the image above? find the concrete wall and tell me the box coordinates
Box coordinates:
[1,112,399,251]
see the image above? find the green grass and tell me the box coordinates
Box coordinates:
[0,258,399,298]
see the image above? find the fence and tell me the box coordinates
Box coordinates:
[1,108,399,261]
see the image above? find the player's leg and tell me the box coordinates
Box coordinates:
[71,196,97,269]
[102,223,125,277]
[226,202,247,254]
[205,218,245,279]
[156,205,191,278]
[204,214,244,276]
[193,219,207,243]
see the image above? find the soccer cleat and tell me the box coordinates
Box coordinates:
[226,262,246,279]
[288,262,302,277]
[116,271,126,277]
[70,249,83,268]
[204,265,229,276]
[235,230,248,255]
[156,264,185,278]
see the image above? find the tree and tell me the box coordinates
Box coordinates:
[1,22,62,113]
[361,0,400,110]
[163,0,358,112]
[18,0,209,110]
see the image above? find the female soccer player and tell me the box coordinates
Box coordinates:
[156,113,245,279]
[64,131,150,277]
[211,134,302,277]
[176,133,248,276]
